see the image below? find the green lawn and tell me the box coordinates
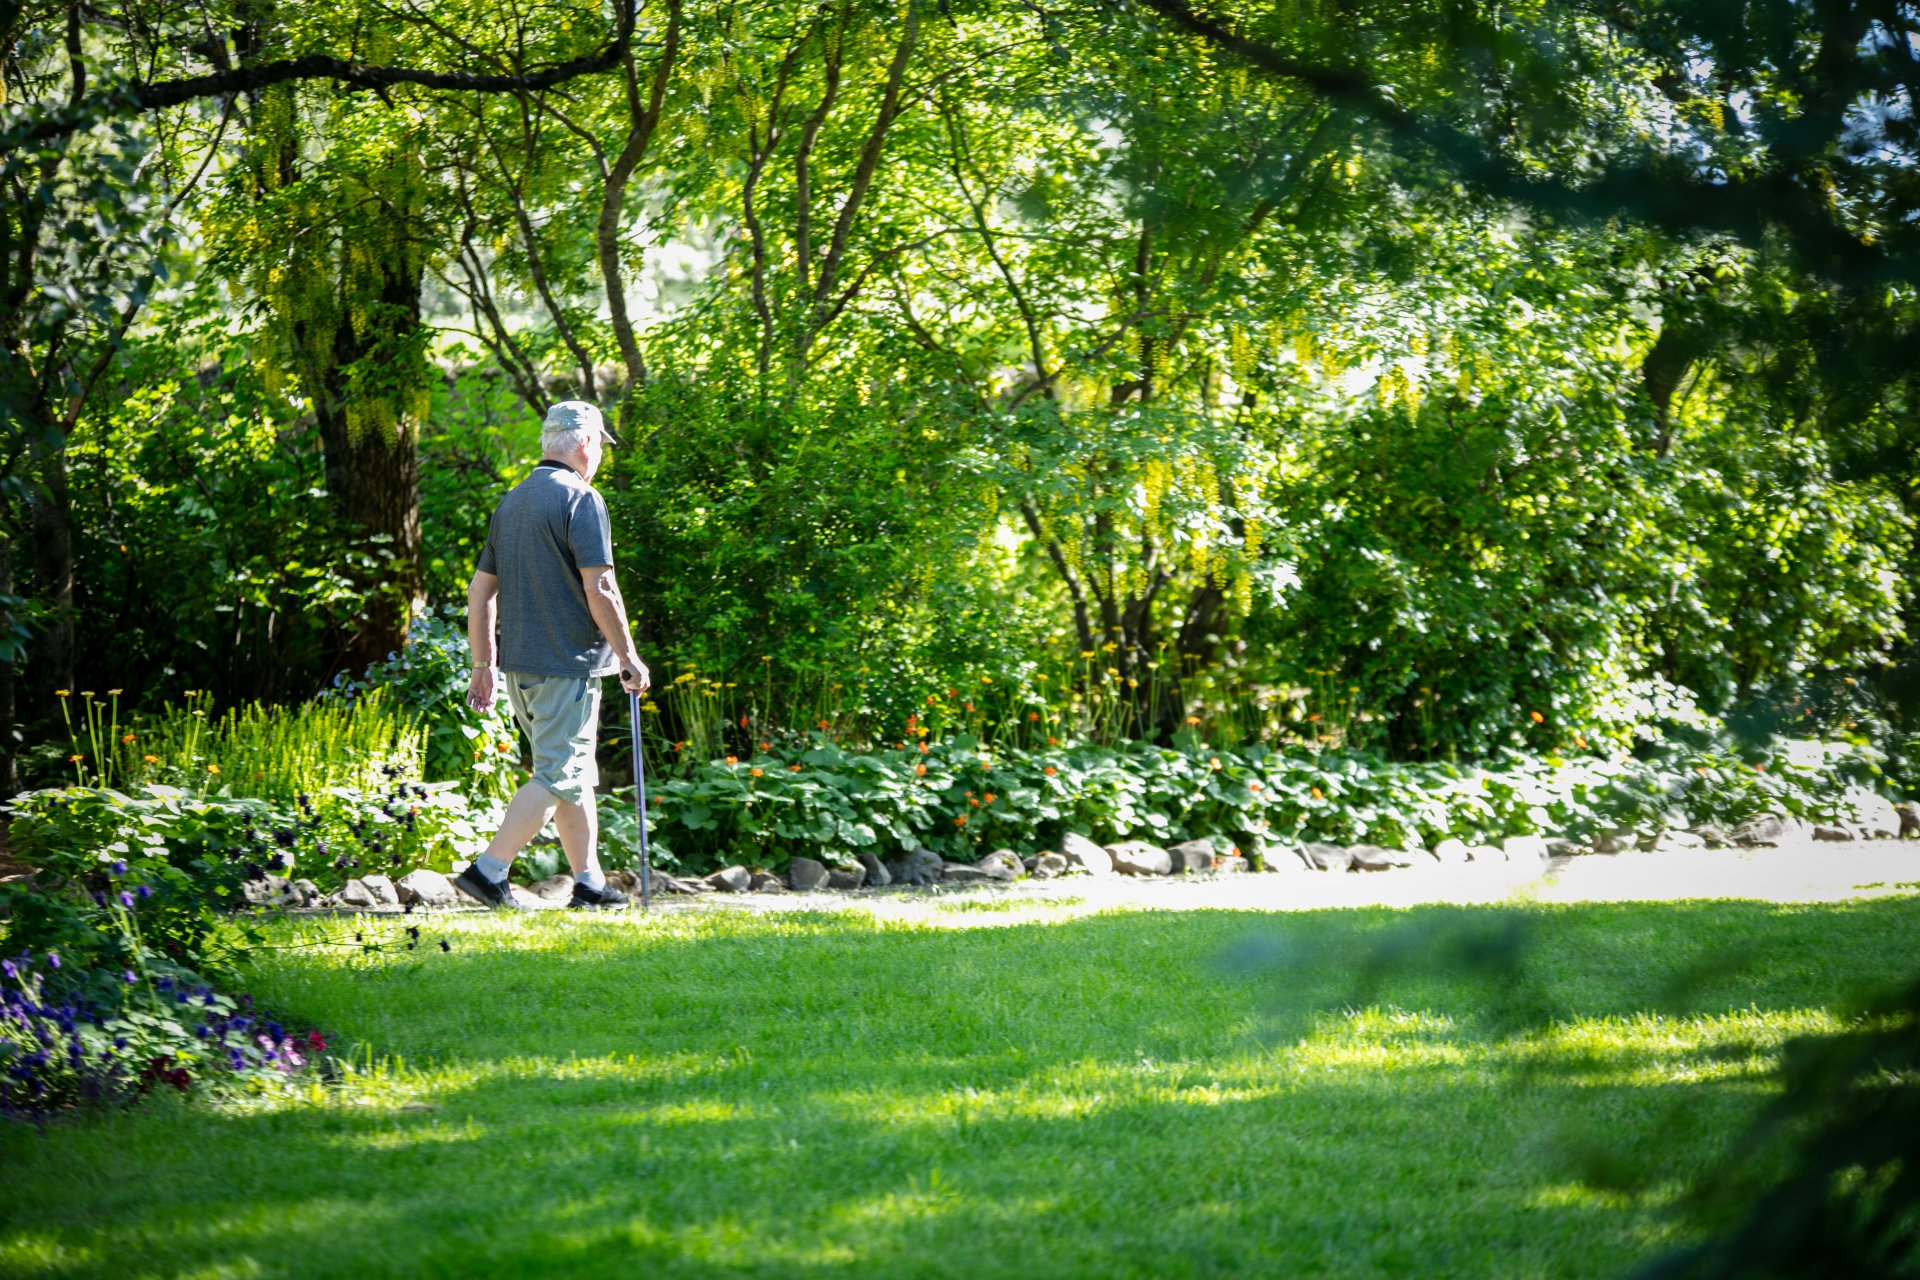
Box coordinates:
[4,895,1917,1279]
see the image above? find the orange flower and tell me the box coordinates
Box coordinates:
[759,741,771,751]
[1529,710,1545,724]
[965,703,976,712]
[121,733,135,744]
[1696,767,1709,776]
[1043,765,1058,776]
[1306,713,1321,723]
[675,741,686,752]
[788,764,802,772]
[947,688,957,698]
[918,743,928,754]
[955,814,968,826]
[725,755,739,765]
[969,798,979,807]
[207,764,220,775]
[1028,712,1040,721]
[982,793,995,804]
[1311,786,1324,799]
[1209,757,1221,770]
[1048,736,1059,746]
[143,754,158,764]
[651,795,662,806]
[907,714,918,729]
[738,715,750,728]
[926,695,937,706]
[817,719,831,730]
[1248,781,1263,793]
[1575,735,1589,749]
[750,768,764,778]
[915,764,927,776]
[497,742,512,753]
[1186,716,1200,725]
[68,753,82,763]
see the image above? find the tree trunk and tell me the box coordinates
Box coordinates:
[311,256,426,672]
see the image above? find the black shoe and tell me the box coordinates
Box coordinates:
[569,879,630,910]
[453,863,533,912]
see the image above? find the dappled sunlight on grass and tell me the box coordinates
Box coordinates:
[4,895,1917,1279]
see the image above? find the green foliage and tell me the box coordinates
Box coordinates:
[624,732,1885,872]
[54,685,426,805]
[322,610,518,803]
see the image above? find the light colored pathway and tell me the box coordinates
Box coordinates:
[640,839,1920,927]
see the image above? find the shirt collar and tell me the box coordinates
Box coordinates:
[536,458,584,480]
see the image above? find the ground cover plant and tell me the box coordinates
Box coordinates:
[2,895,1916,1278]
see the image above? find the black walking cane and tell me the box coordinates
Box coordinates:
[624,672,652,912]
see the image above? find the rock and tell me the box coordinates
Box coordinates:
[1297,842,1354,872]
[242,874,305,909]
[977,849,1024,881]
[1060,833,1112,875]
[1212,854,1250,875]
[1348,844,1411,872]
[942,864,1002,884]
[1897,803,1920,838]
[1839,788,1902,840]
[885,848,944,887]
[1589,830,1634,855]
[1813,825,1855,842]
[787,857,831,891]
[826,865,867,890]
[1648,829,1705,854]
[359,873,400,906]
[856,851,892,887]
[748,871,789,892]
[396,869,458,908]
[1729,814,1810,847]
[705,865,752,893]
[1029,852,1070,879]
[530,874,575,901]
[291,879,323,907]
[1166,839,1215,874]
[1431,838,1471,865]
[1693,823,1732,848]
[1107,840,1173,876]
[1502,835,1548,863]
[331,878,378,910]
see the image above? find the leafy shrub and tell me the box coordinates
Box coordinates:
[321,609,519,803]
[626,732,1889,872]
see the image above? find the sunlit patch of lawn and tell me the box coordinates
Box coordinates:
[3,895,1916,1279]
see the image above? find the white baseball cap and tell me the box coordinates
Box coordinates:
[543,400,618,444]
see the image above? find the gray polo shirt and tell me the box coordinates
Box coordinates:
[476,461,619,678]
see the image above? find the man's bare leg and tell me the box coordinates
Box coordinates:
[481,781,561,866]
[552,790,601,880]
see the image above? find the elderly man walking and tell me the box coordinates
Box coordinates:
[457,401,650,911]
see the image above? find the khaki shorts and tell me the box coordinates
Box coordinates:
[504,673,601,806]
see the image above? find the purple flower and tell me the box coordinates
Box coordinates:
[110,861,127,875]
[47,954,59,970]
[137,884,153,899]
[120,891,135,907]
[122,971,137,983]
[1,960,15,980]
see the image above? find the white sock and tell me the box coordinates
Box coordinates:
[576,866,606,890]
[474,854,511,884]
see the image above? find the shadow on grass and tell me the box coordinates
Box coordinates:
[2,897,1915,1280]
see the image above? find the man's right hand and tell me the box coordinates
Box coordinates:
[468,667,498,713]
[619,659,650,694]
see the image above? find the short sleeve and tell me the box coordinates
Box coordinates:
[570,490,615,569]
[476,515,499,575]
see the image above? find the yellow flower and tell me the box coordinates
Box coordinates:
[206,764,220,775]
[143,755,158,764]
[55,689,70,697]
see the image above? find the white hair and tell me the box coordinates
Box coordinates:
[541,424,598,457]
